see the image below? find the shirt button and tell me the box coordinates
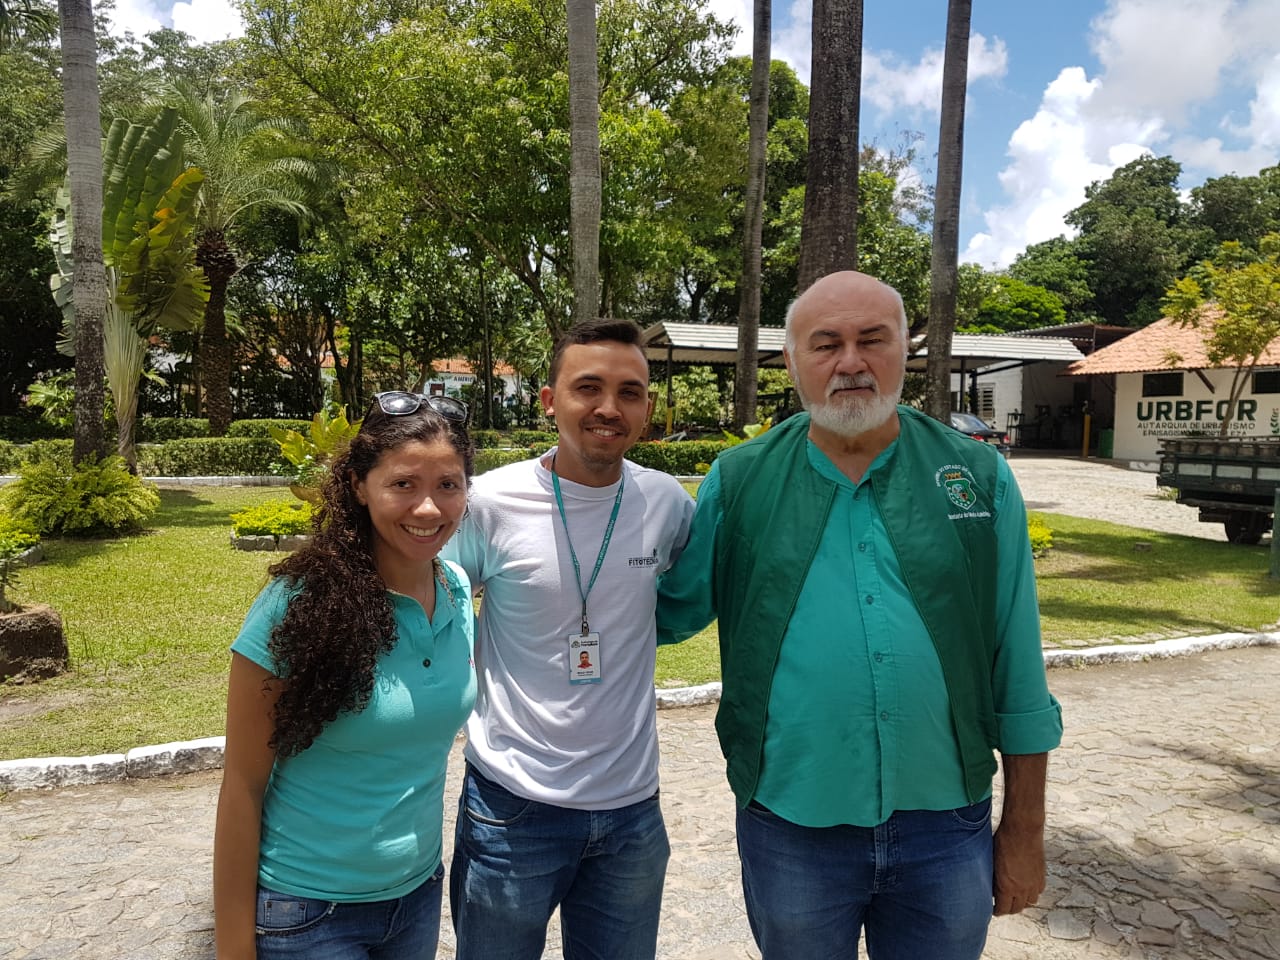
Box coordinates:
[865,595,874,605]
[858,542,867,552]
[422,658,432,668]
[874,652,883,662]
[880,711,889,721]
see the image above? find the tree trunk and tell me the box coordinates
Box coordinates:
[567,0,601,321]
[797,0,863,293]
[196,229,238,435]
[733,0,771,431]
[58,0,107,464]
[925,0,972,423]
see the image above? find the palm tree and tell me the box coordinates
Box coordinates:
[797,0,863,292]
[732,0,771,431]
[0,0,57,49]
[566,0,601,321]
[163,81,316,435]
[57,0,107,463]
[925,0,972,422]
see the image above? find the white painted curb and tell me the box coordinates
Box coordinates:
[2,632,1277,792]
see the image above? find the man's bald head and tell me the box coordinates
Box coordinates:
[784,272,909,357]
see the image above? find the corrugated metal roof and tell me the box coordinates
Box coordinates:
[641,322,789,367]
[907,333,1085,369]
[1064,313,1280,375]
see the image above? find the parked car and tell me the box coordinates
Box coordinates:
[949,411,1011,458]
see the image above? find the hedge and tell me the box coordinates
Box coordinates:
[136,418,210,442]
[138,438,284,477]
[0,440,17,474]
[228,419,312,439]
[625,440,731,475]
[474,449,536,474]
[0,415,67,442]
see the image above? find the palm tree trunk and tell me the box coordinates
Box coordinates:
[797,0,863,293]
[925,0,972,423]
[197,229,238,435]
[58,0,107,464]
[733,0,771,431]
[567,0,601,321]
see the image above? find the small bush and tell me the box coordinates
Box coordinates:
[229,419,312,439]
[4,455,160,537]
[140,438,284,476]
[471,429,504,450]
[21,439,74,468]
[136,418,210,442]
[475,449,535,474]
[230,499,314,537]
[1028,515,1054,557]
[0,439,18,474]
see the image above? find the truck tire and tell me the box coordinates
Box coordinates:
[1224,511,1266,545]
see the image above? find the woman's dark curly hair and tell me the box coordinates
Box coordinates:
[264,397,474,757]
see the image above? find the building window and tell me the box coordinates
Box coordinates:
[1253,370,1280,394]
[1142,372,1183,397]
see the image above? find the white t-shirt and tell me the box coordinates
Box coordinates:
[443,451,694,810]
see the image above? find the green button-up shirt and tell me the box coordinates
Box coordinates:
[657,438,1062,828]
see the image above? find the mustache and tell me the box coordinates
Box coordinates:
[826,373,878,398]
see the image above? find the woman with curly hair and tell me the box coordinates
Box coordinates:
[213,393,477,960]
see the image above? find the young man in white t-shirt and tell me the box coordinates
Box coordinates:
[443,318,695,960]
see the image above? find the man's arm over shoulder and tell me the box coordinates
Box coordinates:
[655,464,722,645]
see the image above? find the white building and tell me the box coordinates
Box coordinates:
[1064,316,1280,462]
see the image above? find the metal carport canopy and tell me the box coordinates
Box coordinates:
[640,321,789,368]
[640,323,1084,372]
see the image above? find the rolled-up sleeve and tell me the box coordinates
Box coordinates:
[991,457,1063,755]
[655,465,723,645]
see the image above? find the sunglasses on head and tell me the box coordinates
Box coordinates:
[374,392,469,422]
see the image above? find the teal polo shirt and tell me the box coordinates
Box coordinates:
[231,563,477,900]
[658,439,1061,828]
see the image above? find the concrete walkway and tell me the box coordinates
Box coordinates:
[3,645,1278,960]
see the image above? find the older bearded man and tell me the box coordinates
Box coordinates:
[657,271,1062,960]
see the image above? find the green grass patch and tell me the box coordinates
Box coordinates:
[2,492,1276,761]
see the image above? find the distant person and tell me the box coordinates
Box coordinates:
[658,271,1063,960]
[214,392,476,960]
[444,317,694,960]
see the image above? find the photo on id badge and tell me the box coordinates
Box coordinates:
[569,632,601,684]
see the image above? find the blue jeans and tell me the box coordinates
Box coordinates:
[450,763,670,960]
[736,798,994,960]
[254,862,444,960]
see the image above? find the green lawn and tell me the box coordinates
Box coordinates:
[1,487,1276,760]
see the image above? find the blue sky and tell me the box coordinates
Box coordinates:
[109,0,1280,268]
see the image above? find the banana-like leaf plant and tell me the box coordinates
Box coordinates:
[51,108,210,470]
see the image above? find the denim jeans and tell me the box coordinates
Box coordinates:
[254,862,444,960]
[736,798,994,960]
[450,763,670,960]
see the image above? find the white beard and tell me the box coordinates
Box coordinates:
[798,373,902,438]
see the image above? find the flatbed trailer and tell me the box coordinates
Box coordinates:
[1156,437,1280,544]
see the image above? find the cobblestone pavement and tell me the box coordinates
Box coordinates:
[1007,455,1232,542]
[3,646,1278,960]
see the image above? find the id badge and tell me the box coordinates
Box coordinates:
[568,632,602,684]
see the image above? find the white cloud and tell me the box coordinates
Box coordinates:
[965,0,1280,268]
[864,34,1007,115]
[774,0,812,83]
[171,0,245,43]
[704,0,751,57]
[1088,0,1235,121]
[106,0,165,39]
[962,68,1154,268]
